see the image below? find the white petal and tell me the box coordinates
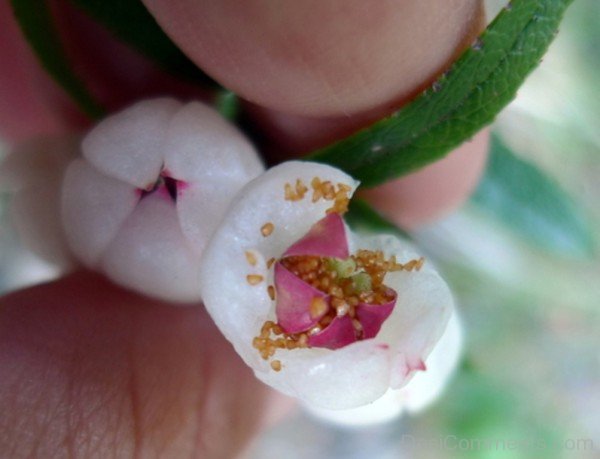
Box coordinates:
[354,233,454,389]
[257,341,391,410]
[10,186,73,270]
[306,312,462,426]
[0,136,79,269]
[82,98,181,189]
[174,186,225,255]
[164,102,263,253]
[100,193,201,303]
[61,159,138,267]
[164,101,263,183]
[401,311,462,412]
[0,136,79,191]
[305,384,405,427]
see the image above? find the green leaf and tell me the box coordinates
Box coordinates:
[436,369,564,459]
[309,0,574,187]
[68,0,219,88]
[215,90,240,121]
[10,0,104,118]
[345,199,409,239]
[472,135,595,257]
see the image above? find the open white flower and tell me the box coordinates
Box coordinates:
[61,98,264,302]
[200,161,458,414]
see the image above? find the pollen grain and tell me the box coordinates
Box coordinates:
[253,321,310,367]
[310,177,351,214]
[245,250,258,266]
[246,274,264,285]
[284,179,308,201]
[261,222,274,237]
[268,285,276,301]
[309,297,328,319]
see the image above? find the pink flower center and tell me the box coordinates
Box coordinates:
[253,213,425,367]
[253,214,426,370]
[276,253,397,349]
[138,170,186,202]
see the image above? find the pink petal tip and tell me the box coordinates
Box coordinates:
[284,213,349,259]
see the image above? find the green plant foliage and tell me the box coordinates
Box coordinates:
[433,368,564,459]
[215,90,240,121]
[309,0,574,188]
[472,136,595,257]
[345,199,409,239]
[10,0,104,118]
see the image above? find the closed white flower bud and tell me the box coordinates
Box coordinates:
[62,98,264,302]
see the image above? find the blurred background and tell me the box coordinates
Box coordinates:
[0,0,598,458]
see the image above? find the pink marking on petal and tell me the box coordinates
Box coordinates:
[308,315,357,350]
[399,356,428,378]
[176,180,189,194]
[413,359,427,372]
[377,344,390,350]
[275,262,329,333]
[154,184,174,201]
[143,180,157,192]
[283,213,349,259]
[355,291,397,339]
[159,169,189,193]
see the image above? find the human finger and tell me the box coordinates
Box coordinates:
[0,271,291,458]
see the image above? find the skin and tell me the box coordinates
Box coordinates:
[1,0,489,456]
[0,272,288,458]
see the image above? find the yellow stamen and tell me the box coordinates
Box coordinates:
[309,297,328,319]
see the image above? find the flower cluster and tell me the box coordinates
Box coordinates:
[2,99,460,423]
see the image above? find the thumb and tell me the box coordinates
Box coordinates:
[0,271,291,458]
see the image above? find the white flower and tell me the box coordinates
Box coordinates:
[200,161,458,416]
[61,98,264,302]
[0,136,79,270]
